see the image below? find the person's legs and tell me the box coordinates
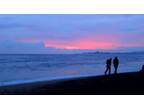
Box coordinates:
[116,66,118,73]
[105,66,108,75]
[114,65,118,74]
[114,65,116,74]
[109,67,111,75]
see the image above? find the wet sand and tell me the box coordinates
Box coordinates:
[0,71,144,95]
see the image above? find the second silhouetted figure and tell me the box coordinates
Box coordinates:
[113,57,119,74]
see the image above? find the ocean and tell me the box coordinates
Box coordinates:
[0,53,143,86]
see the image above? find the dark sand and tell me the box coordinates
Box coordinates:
[0,71,144,95]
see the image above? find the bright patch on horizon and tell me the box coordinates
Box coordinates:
[0,14,144,53]
[43,37,118,50]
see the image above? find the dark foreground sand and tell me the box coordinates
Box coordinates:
[0,71,144,95]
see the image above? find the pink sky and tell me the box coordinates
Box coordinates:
[17,33,122,50]
[16,33,144,50]
[44,34,118,50]
[1,15,144,53]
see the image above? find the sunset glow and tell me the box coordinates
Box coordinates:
[0,14,144,53]
[44,37,117,50]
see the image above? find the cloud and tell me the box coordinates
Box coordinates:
[0,14,144,53]
[15,34,117,50]
[16,32,144,51]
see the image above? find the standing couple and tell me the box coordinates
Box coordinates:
[105,57,119,75]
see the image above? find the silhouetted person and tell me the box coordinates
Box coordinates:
[140,65,144,72]
[113,57,119,74]
[105,58,112,75]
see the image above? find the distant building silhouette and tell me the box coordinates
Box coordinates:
[113,57,119,74]
[105,58,112,75]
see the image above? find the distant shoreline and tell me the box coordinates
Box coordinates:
[0,51,143,55]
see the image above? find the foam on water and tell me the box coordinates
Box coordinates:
[0,53,143,86]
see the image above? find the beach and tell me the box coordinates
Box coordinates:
[0,53,143,95]
[1,71,144,95]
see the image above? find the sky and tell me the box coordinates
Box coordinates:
[0,14,144,54]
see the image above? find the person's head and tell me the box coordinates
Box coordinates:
[109,58,112,61]
[115,56,118,59]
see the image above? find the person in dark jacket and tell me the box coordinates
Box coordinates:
[105,58,112,75]
[113,57,119,74]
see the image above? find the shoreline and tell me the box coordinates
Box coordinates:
[1,71,144,95]
[0,74,106,87]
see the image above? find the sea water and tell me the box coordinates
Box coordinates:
[0,53,143,86]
